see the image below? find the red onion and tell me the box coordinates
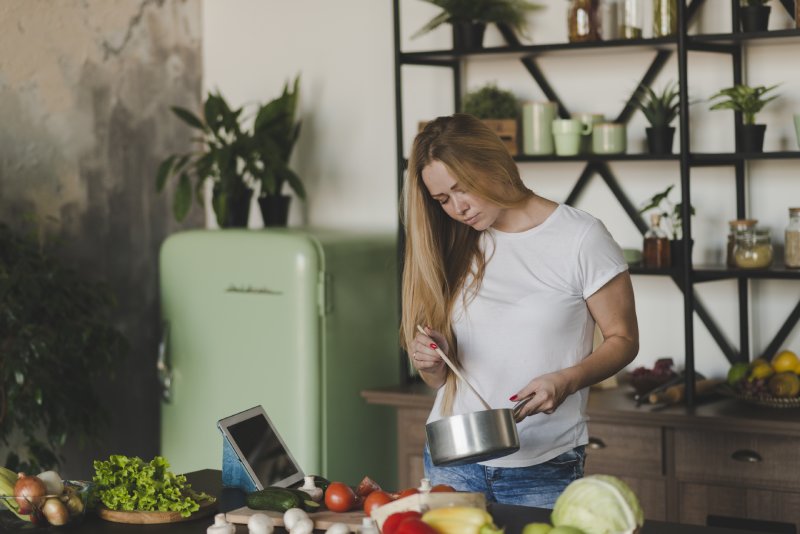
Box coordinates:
[14,473,46,514]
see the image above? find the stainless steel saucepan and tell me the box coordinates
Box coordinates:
[416,326,530,466]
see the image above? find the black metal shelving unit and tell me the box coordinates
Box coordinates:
[392,0,800,405]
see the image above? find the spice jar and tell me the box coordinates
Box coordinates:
[734,228,773,269]
[653,0,678,37]
[621,0,644,39]
[727,219,757,268]
[568,0,600,42]
[785,207,800,268]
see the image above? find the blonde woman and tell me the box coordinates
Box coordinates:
[402,114,638,508]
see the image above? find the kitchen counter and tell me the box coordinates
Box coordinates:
[362,382,800,436]
[55,470,766,533]
[362,383,800,530]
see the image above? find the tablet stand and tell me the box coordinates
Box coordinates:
[221,435,258,492]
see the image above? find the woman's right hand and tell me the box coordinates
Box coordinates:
[410,325,448,376]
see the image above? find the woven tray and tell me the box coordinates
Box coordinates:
[717,384,800,409]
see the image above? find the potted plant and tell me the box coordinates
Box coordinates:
[639,185,696,266]
[633,80,680,154]
[0,223,126,472]
[463,83,520,155]
[411,0,544,50]
[251,76,305,227]
[709,83,779,153]
[157,92,254,228]
[156,76,305,228]
[739,0,771,32]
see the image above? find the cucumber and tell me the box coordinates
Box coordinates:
[246,487,301,512]
[286,488,322,512]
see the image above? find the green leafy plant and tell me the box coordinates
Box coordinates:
[708,83,779,125]
[93,455,213,517]
[156,76,304,224]
[634,80,680,128]
[412,0,543,39]
[0,224,126,472]
[638,185,695,240]
[463,83,519,119]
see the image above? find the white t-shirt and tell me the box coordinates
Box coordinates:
[426,204,628,468]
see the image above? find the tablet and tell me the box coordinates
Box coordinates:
[217,406,305,490]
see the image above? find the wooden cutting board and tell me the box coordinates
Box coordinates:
[97,499,216,524]
[226,506,367,531]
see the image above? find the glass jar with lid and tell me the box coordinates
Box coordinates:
[734,228,773,269]
[727,219,758,267]
[785,207,800,268]
[653,0,678,37]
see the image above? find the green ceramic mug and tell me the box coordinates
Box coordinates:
[553,119,592,156]
[572,113,605,153]
[592,122,627,154]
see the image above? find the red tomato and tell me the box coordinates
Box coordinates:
[382,511,423,534]
[325,481,357,513]
[396,487,419,499]
[395,518,439,534]
[363,490,393,517]
[430,484,457,492]
[355,475,382,497]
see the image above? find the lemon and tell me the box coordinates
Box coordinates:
[727,362,750,386]
[749,362,774,380]
[771,350,799,374]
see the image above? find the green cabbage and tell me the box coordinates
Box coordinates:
[551,475,644,534]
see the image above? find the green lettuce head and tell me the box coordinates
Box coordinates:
[551,475,644,534]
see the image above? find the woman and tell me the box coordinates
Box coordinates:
[401,114,638,508]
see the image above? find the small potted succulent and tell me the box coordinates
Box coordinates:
[709,83,779,153]
[633,80,680,154]
[463,83,520,155]
[739,0,771,33]
[639,184,696,266]
[411,0,544,50]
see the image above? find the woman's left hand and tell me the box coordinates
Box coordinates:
[510,371,574,418]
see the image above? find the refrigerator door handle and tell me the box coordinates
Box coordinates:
[157,322,173,403]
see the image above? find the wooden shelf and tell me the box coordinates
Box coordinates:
[515,153,680,163]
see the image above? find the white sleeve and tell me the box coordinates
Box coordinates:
[578,220,628,300]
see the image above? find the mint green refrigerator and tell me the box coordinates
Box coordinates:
[158,229,400,488]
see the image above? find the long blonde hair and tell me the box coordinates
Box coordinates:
[400,114,533,415]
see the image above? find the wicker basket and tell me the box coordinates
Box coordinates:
[718,384,800,409]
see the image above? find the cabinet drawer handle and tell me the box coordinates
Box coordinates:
[587,437,606,450]
[731,449,762,463]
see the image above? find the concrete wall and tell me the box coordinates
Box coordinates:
[0,0,202,478]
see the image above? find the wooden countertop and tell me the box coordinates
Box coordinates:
[362,382,800,436]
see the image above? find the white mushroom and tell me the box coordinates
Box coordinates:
[326,523,351,534]
[283,508,309,531]
[290,516,315,534]
[248,513,275,534]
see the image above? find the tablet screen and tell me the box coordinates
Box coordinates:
[220,407,304,489]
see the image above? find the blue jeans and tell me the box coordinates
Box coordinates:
[423,444,585,509]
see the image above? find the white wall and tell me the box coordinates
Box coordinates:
[204,0,800,378]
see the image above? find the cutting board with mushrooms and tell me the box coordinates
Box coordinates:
[226,507,367,532]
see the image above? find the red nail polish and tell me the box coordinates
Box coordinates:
[429,343,437,349]
[510,395,518,401]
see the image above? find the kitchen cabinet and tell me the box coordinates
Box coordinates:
[391,0,800,406]
[362,386,800,530]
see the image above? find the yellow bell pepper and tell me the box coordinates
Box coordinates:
[422,507,503,534]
